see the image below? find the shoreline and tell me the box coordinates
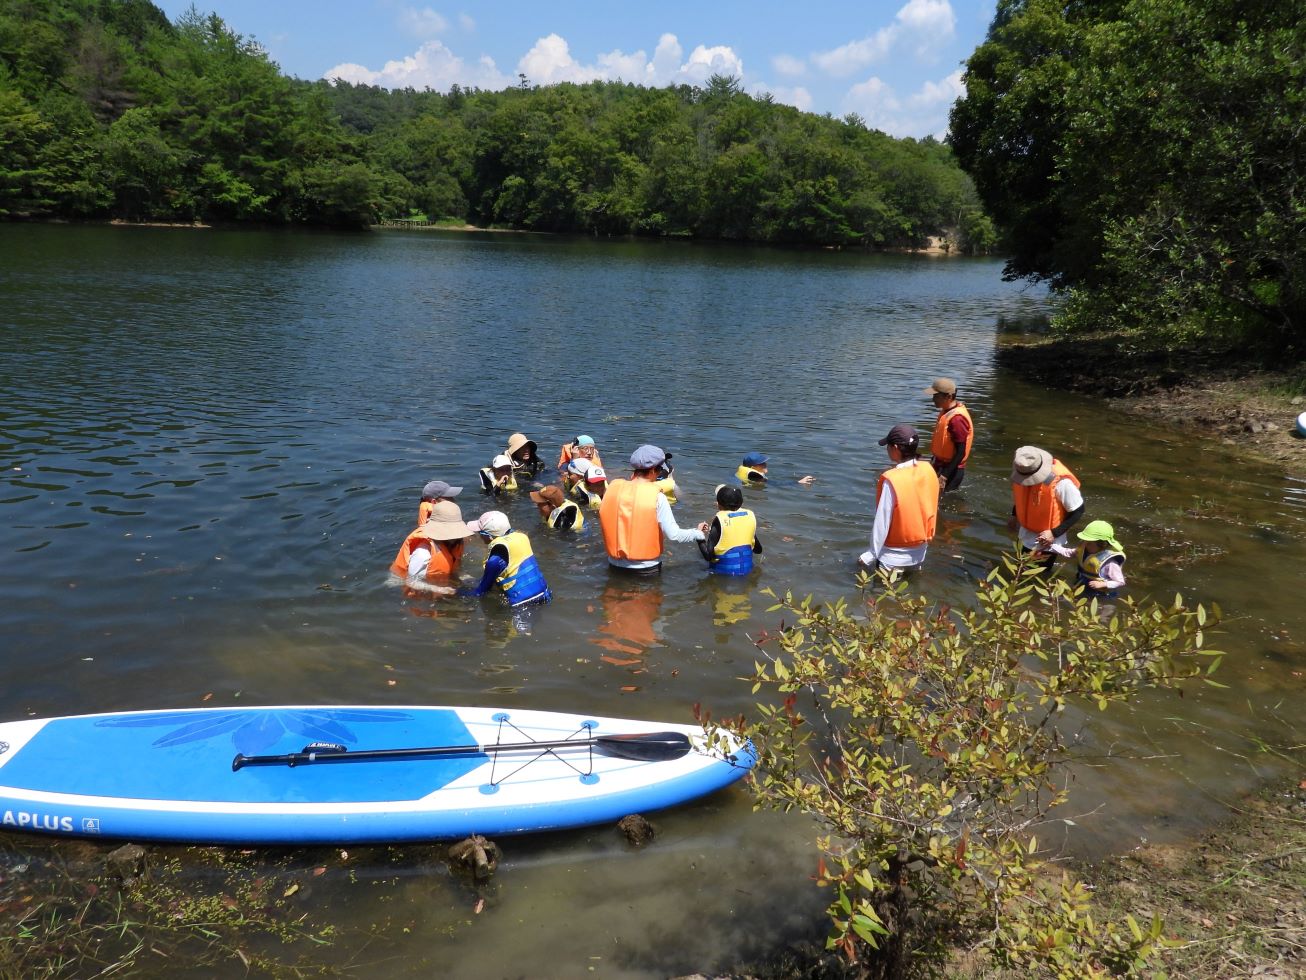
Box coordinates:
[996,334,1306,478]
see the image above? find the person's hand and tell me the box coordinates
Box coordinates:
[1036,529,1054,548]
[797,475,815,485]
[697,522,709,534]
[938,474,948,492]
[1089,578,1108,590]
[1005,515,1019,534]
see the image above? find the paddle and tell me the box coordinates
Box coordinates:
[231,731,694,771]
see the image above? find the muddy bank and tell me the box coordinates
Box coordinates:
[997,335,1306,477]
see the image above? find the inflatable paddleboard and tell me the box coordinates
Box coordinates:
[0,705,753,844]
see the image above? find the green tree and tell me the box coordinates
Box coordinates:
[743,555,1221,977]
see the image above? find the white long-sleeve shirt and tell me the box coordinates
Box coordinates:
[859,459,930,570]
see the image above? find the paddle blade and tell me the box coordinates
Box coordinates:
[593,731,692,762]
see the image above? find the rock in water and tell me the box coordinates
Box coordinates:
[617,813,655,846]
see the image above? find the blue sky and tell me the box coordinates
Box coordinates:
[153,1,997,138]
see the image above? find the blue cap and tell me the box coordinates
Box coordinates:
[629,444,666,469]
[742,452,769,466]
[576,435,595,447]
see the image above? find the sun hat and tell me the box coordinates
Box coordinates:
[742,452,769,466]
[585,466,607,483]
[506,433,536,458]
[924,377,958,396]
[467,510,511,537]
[421,479,462,499]
[575,435,595,447]
[491,453,513,469]
[1076,520,1123,552]
[877,424,918,448]
[417,500,471,541]
[629,444,666,469]
[1011,446,1054,486]
[529,485,566,508]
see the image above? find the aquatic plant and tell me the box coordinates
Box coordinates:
[741,551,1222,978]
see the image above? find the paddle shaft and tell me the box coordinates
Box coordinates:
[232,731,693,771]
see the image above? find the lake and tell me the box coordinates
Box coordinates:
[1,224,1303,977]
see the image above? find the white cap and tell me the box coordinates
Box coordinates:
[467,510,511,537]
[491,454,513,469]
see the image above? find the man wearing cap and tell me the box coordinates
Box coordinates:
[924,378,973,494]
[460,511,552,606]
[858,424,940,575]
[736,452,769,484]
[1007,446,1085,560]
[417,479,462,525]
[530,484,584,530]
[390,500,471,594]
[600,445,707,572]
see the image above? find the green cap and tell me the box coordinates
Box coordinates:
[1076,520,1123,553]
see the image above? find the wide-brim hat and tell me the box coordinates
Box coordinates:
[1011,446,1053,486]
[506,433,536,458]
[417,500,470,541]
[530,485,565,508]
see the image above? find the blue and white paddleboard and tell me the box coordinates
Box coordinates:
[0,705,754,844]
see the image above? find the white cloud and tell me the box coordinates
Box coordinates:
[458,12,475,32]
[325,40,510,90]
[764,85,813,111]
[813,0,956,75]
[771,53,806,77]
[398,7,448,39]
[841,68,965,138]
[325,32,744,95]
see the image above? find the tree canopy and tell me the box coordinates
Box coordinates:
[1,0,994,249]
[949,0,1305,347]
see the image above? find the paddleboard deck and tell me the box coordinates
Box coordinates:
[0,706,754,844]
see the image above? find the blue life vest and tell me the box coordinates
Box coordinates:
[1075,547,1125,599]
[710,509,758,576]
[490,531,551,606]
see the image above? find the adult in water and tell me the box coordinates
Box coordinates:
[460,510,552,607]
[858,424,940,577]
[599,444,707,572]
[557,434,602,471]
[736,452,769,484]
[390,500,472,595]
[699,484,762,575]
[1007,445,1085,566]
[924,377,973,494]
[416,479,462,525]
[506,433,545,478]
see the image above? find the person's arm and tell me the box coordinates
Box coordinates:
[406,544,432,582]
[860,482,896,564]
[752,532,763,554]
[656,492,704,542]
[698,515,721,562]
[459,545,509,597]
[1050,481,1086,540]
[1095,557,1127,589]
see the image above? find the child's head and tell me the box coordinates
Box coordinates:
[716,484,744,510]
[742,452,768,473]
[491,454,513,477]
[1076,520,1121,554]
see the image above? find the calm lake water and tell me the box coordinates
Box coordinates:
[1,224,1303,977]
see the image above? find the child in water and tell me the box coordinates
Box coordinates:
[698,484,762,575]
[1052,519,1127,599]
[479,454,517,494]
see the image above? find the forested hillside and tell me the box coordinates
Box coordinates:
[950,0,1304,345]
[0,0,994,248]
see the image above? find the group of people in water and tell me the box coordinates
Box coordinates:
[389,376,1127,611]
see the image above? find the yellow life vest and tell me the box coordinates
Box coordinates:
[547,500,584,530]
[735,465,767,484]
[653,476,677,504]
[487,531,549,605]
[479,468,517,493]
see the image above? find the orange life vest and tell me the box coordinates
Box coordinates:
[1012,460,1081,533]
[599,479,663,561]
[930,402,973,466]
[390,532,464,581]
[418,500,434,525]
[558,444,604,471]
[877,461,940,548]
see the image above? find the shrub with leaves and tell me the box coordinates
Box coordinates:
[741,552,1222,978]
